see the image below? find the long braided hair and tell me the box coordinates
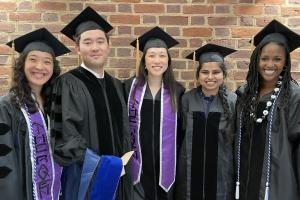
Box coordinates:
[241,41,291,123]
[10,51,61,114]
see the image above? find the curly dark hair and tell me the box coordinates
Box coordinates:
[241,41,291,122]
[10,51,61,114]
[134,50,177,111]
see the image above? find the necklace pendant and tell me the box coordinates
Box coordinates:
[256,118,263,123]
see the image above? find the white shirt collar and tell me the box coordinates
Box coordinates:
[80,62,104,79]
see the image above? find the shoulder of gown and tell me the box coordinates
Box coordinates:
[175,81,185,94]
[235,84,246,97]
[289,81,300,100]
[51,70,90,166]
[123,76,135,101]
[0,93,23,130]
[0,93,15,111]
[0,93,15,137]
[181,87,199,108]
[225,89,237,111]
[0,93,31,199]
[285,82,300,137]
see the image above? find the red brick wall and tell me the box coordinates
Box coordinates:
[1,0,300,95]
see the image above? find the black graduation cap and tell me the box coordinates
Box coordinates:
[130,26,179,76]
[61,6,113,41]
[6,28,70,57]
[186,43,236,63]
[130,26,179,52]
[252,19,300,52]
[186,44,236,86]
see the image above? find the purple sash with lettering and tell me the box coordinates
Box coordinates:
[128,78,176,192]
[21,106,62,200]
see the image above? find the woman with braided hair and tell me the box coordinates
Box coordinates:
[234,20,300,200]
[175,43,237,200]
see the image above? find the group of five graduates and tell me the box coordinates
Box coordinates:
[0,6,300,200]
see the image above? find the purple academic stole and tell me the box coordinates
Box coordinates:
[21,106,61,200]
[128,78,176,192]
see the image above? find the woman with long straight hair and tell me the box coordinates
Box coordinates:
[124,26,185,200]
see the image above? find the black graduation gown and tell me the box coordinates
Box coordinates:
[235,82,300,200]
[50,66,132,200]
[123,77,185,200]
[0,93,50,200]
[175,87,236,200]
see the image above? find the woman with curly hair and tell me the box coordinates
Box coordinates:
[175,44,236,200]
[0,28,70,200]
[234,20,300,200]
[123,27,185,200]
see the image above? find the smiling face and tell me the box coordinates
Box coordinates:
[76,29,110,70]
[198,62,224,96]
[144,47,169,79]
[24,50,54,92]
[258,42,286,86]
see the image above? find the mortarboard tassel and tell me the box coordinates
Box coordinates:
[135,37,139,77]
[12,4,18,68]
[235,181,240,199]
[11,40,15,68]
[193,51,196,87]
[264,182,269,200]
[251,35,255,50]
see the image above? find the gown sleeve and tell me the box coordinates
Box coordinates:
[174,92,190,200]
[122,77,135,103]
[50,76,88,166]
[180,91,189,132]
[287,90,300,191]
[0,95,23,199]
[175,83,186,150]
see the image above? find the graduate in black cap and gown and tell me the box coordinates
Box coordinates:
[175,44,237,200]
[123,26,185,200]
[234,20,300,200]
[50,6,132,200]
[0,28,70,200]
